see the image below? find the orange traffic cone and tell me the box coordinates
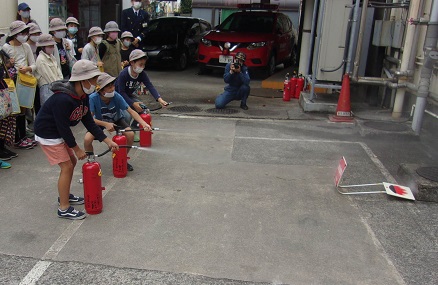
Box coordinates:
[329,74,354,122]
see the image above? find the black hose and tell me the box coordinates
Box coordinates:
[88,145,133,158]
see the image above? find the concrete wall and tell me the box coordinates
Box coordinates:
[0,0,19,43]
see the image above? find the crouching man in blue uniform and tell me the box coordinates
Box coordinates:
[215,52,250,110]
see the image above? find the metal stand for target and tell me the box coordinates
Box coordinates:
[334,157,415,200]
[337,182,386,195]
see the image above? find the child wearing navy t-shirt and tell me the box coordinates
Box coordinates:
[34,60,119,220]
[115,49,168,141]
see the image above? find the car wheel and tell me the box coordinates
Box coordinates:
[176,51,188,70]
[284,46,297,68]
[265,54,276,77]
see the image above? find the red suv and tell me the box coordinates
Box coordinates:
[198,4,298,77]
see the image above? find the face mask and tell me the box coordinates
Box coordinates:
[133,1,142,9]
[44,47,55,55]
[108,32,118,40]
[93,37,103,45]
[30,35,40,42]
[133,66,144,74]
[16,35,28,43]
[103,91,115,98]
[68,27,78,35]
[123,40,132,47]
[20,11,30,18]
[54,31,66,39]
[82,80,96,95]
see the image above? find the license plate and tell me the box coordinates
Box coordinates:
[219,55,233,64]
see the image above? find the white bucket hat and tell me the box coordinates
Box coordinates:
[97,73,116,90]
[48,18,67,32]
[88,26,104,38]
[104,21,120,33]
[27,23,41,34]
[129,49,148,61]
[36,34,56,47]
[69,60,102,82]
[121,31,134,39]
[9,21,29,37]
[66,17,80,26]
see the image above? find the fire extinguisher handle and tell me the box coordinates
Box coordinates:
[139,103,148,110]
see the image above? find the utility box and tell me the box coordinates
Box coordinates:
[372,20,405,48]
[315,0,352,82]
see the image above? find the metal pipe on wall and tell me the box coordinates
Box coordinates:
[346,0,361,74]
[298,0,315,75]
[352,0,369,80]
[412,0,438,135]
[310,0,326,101]
[391,0,422,118]
[408,0,425,71]
[306,0,319,76]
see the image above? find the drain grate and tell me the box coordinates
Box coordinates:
[362,121,409,132]
[169,105,202,113]
[205,108,240,114]
[416,167,438,182]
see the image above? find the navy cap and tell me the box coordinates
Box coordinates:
[18,3,31,11]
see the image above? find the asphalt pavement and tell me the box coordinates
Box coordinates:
[0,65,437,285]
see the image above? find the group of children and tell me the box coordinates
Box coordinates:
[0,3,169,219]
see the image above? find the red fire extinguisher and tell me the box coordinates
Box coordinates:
[289,72,297,99]
[82,152,106,215]
[112,131,128,178]
[283,73,291,101]
[139,104,152,147]
[295,73,304,99]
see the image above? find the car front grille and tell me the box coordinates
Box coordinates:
[211,41,249,50]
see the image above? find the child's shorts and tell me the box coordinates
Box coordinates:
[40,143,75,165]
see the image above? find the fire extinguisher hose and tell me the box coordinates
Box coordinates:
[89,145,147,158]
[114,126,160,133]
[140,102,172,112]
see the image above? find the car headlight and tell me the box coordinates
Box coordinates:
[201,38,212,47]
[247,42,267,50]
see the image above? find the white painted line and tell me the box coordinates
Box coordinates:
[19,175,118,284]
[42,220,84,260]
[358,142,397,183]
[235,136,354,144]
[19,261,51,285]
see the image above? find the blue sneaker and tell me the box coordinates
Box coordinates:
[58,206,86,220]
[0,160,11,169]
[58,194,85,205]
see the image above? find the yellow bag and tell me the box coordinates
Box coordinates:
[17,72,37,88]
[16,73,37,108]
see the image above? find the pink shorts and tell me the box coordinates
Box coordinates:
[40,143,75,165]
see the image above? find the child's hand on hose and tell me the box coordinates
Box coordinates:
[141,123,151,131]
